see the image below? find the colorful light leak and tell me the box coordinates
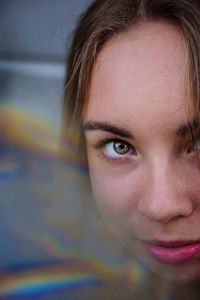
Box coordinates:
[0,259,148,299]
[0,104,148,299]
[0,266,101,298]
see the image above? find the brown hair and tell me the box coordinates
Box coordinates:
[63,0,200,142]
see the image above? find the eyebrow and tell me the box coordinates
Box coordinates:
[82,118,200,140]
[82,121,133,138]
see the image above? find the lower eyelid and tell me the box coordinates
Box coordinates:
[97,151,132,164]
[104,149,134,158]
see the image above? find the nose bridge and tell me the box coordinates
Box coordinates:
[139,155,193,223]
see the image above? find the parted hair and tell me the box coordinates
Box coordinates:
[63,0,200,138]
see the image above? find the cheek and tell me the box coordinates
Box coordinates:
[88,164,142,222]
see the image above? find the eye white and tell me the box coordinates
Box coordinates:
[104,141,132,158]
[194,139,200,151]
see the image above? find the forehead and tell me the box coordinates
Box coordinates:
[84,21,189,136]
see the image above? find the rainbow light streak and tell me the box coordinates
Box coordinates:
[0,104,88,175]
[126,259,148,286]
[0,273,101,297]
[0,104,80,156]
[40,235,122,277]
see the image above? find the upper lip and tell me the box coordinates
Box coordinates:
[146,240,200,248]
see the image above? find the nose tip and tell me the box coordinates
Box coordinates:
[139,194,194,224]
[138,166,194,223]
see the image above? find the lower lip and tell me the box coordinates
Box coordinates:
[147,242,200,264]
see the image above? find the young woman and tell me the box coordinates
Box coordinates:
[63,0,200,298]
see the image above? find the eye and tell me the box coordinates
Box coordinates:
[104,140,136,158]
[187,138,200,155]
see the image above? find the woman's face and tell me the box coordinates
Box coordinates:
[83,21,200,283]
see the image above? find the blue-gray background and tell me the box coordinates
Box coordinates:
[0,0,91,127]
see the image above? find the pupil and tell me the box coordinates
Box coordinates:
[114,142,129,154]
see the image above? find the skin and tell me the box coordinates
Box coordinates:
[82,21,200,295]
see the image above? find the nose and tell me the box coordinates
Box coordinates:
[138,158,194,223]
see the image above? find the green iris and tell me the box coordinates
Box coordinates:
[113,141,130,155]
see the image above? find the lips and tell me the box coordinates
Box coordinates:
[146,240,200,264]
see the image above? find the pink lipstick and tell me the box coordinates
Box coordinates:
[147,241,200,264]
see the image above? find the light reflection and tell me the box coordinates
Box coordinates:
[0,105,146,299]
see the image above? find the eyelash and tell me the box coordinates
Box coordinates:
[93,137,136,164]
[92,136,200,165]
[186,138,200,155]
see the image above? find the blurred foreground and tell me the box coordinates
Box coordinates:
[0,105,148,299]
